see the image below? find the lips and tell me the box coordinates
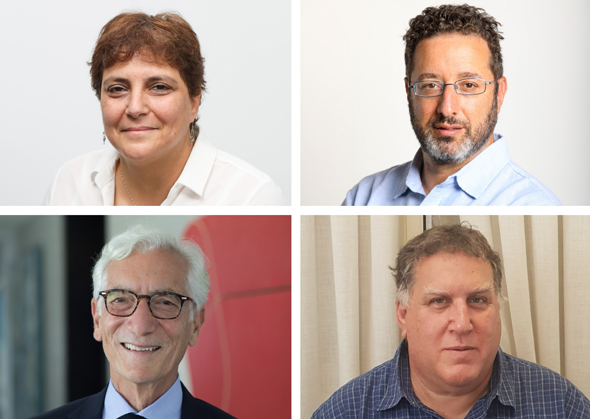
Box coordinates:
[434,123,463,137]
[445,346,475,351]
[122,343,161,352]
[122,126,155,132]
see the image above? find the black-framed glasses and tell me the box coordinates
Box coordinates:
[98,289,193,320]
[409,78,496,97]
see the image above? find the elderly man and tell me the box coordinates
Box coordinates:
[312,224,589,418]
[33,225,235,419]
[343,4,560,206]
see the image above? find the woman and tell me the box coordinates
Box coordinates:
[44,12,284,206]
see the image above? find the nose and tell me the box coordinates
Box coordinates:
[436,84,460,118]
[127,298,157,335]
[126,90,149,119]
[448,301,473,334]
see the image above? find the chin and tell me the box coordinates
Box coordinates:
[118,367,164,385]
[441,366,482,387]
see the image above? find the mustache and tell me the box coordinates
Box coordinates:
[427,116,468,128]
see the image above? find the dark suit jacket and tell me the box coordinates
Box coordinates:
[30,382,237,419]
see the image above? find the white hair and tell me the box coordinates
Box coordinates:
[92,224,209,319]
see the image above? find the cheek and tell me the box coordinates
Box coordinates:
[101,101,121,127]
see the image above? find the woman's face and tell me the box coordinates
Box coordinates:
[101,56,200,166]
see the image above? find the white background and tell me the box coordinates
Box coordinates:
[302,0,590,206]
[0,0,291,205]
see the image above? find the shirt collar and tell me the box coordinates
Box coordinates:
[401,133,510,200]
[376,340,516,413]
[453,133,511,199]
[89,134,218,204]
[494,348,517,409]
[402,150,426,198]
[103,375,183,419]
[375,339,409,411]
[173,135,217,197]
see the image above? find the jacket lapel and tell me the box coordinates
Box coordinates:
[67,387,107,419]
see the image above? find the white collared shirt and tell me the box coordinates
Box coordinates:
[103,376,182,419]
[43,136,285,206]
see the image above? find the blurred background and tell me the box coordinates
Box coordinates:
[0,215,291,419]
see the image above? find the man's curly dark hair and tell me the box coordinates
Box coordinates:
[403,4,504,83]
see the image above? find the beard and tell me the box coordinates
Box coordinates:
[409,95,498,165]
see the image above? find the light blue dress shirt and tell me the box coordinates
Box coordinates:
[102,375,183,419]
[343,134,561,206]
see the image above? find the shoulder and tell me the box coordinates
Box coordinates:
[343,162,412,206]
[501,352,590,415]
[44,149,116,205]
[312,358,395,418]
[497,161,562,205]
[209,149,285,205]
[53,149,115,178]
[182,385,237,418]
[29,389,105,419]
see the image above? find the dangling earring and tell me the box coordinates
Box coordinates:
[103,132,106,145]
[190,118,198,144]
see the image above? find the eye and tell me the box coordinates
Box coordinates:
[106,85,127,95]
[151,83,171,93]
[430,297,447,305]
[470,297,487,305]
[422,82,439,90]
[459,81,479,90]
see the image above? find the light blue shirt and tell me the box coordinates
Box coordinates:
[343,134,561,206]
[102,375,183,419]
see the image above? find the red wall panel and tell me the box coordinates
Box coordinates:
[183,216,291,418]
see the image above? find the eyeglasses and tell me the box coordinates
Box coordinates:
[98,289,193,320]
[409,78,496,97]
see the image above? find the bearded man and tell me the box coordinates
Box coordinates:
[343,4,561,206]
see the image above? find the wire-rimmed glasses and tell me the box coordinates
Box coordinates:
[409,78,496,97]
[98,289,193,319]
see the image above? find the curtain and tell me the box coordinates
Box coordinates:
[301,215,590,418]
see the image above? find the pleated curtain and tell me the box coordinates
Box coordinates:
[301,215,590,419]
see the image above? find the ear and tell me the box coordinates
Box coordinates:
[191,94,201,120]
[405,77,411,102]
[91,299,102,342]
[495,76,508,114]
[396,301,408,339]
[189,308,206,347]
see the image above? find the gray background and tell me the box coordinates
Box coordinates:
[301,0,590,205]
[0,0,291,205]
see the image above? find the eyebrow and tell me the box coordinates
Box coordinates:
[415,71,484,82]
[422,283,494,298]
[102,75,179,89]
[107,286,181,295]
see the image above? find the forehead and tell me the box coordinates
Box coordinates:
[105,249,188,292]
[411,33,492,79]
[102,54,183,81]
[413,252,494,292]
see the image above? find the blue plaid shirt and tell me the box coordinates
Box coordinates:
[311,340,590,418]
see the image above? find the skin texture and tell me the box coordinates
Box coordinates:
[101,55,200,205]
[396,252,502,419]
[91,249,204,411]
[405,33,508,195]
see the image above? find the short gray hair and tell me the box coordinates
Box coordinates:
[92,224,209,318]
[391,223,503,307]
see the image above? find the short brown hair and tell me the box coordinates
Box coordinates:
[403,4,504,82]
[391,223,503,307]
[89,12,206,100]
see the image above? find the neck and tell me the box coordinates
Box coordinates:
[409,366,491,419]
[111,373,176,412]
[420,135,494,195]
[115,140,193,206]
